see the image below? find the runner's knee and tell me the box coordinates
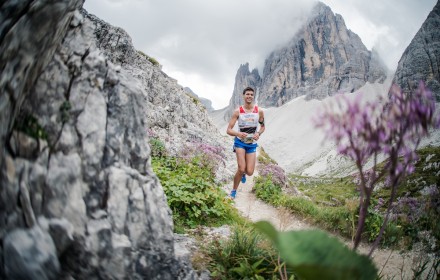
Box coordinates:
[237,166,246,174]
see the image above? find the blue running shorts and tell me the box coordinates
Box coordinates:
[233,137,258,154]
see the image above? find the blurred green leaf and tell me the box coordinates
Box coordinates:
[255,221,377,280]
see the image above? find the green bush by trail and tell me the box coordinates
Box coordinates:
[152,155,234,231]
[150,137,238,232]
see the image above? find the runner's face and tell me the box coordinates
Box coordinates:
[243,91,254,104]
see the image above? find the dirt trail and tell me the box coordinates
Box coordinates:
[225,172,425,279]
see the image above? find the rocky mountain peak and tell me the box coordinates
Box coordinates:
[257,1,388,107]
[223,63,261,121]
[224,1,388,112]
[393,0,440,100]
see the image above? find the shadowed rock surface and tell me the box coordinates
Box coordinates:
[393,0,440,100]
[0,1,225,279]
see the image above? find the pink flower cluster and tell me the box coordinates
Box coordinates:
[392,196,422,224]
[180,141,226,173]
[147,128,157,138]
[258,163,287,187]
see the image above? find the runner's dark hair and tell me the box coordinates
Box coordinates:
[242,87,255,94]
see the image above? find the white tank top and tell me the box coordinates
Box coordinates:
[237,105,259,143]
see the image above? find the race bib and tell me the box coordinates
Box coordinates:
[242,134,254,144]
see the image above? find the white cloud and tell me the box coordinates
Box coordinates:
[84,0,437,109]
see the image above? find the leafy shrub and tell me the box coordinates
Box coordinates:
[364,209,384,242]
[152,156,231,230]
[380,222,404,247]
[149,137,166,157]
[253,176,282,204]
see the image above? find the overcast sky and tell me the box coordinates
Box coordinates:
[84,0,437,109]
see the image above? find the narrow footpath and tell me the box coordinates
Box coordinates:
[225,172,427,279]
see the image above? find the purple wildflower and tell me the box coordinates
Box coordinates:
[315,81,439,254]
[180,141,226,174]
[258,163,287,187]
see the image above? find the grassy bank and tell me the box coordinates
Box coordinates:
[254,146,440,251]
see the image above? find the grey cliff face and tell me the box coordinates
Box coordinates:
[225,2,388,111]
[87,12,224,157]
[0,1,83,278]
[393,0,440,101]
[224,63,261,121]
[0,2,218,279]
[258,2,387,106]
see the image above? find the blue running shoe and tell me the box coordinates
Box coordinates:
[230,189,237,199]
[241,174,246,184]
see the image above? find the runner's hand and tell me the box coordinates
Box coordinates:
[253,133,260,141]
[237,132,247,138]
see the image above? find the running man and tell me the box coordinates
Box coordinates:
[226,86,265,199]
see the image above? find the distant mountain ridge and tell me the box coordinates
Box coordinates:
[223,1,388,119]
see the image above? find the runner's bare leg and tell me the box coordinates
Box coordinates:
[233,148,246,190]
[245,152,256,176]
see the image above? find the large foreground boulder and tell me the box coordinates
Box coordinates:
[0,1,208,279]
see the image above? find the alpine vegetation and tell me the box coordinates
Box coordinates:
[314,82,440,255]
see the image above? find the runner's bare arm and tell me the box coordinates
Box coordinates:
[226,109,247,138]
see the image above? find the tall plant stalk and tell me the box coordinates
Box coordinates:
[315,82,439,255]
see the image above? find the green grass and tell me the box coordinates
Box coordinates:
[291,175,358,206]
[204,224,293,280]
[254,176,355,238]
[375,145,440,199]
[254,145,440,250]
[137,50,160,66]
[257,147,278,165]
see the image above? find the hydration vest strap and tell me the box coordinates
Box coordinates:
[239,105,259,114]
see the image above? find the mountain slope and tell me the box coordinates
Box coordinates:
[393,0,440,100]
[213,78,440,176]
[259,2,388,107]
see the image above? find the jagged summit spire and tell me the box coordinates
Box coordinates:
[229,1,387,109]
